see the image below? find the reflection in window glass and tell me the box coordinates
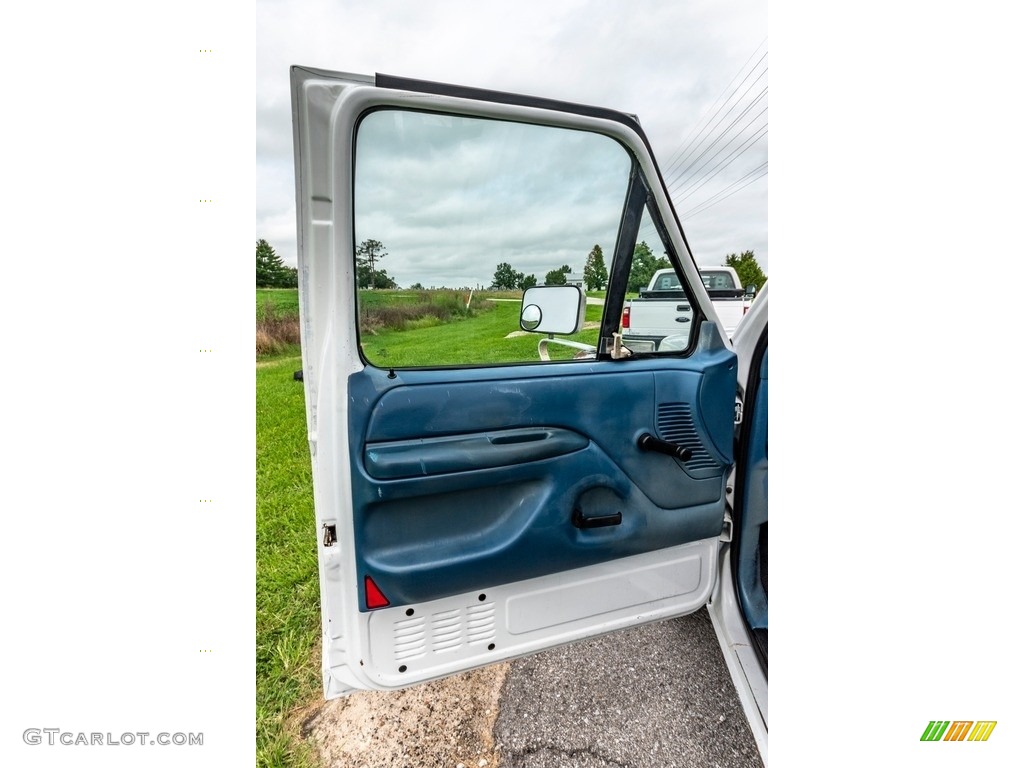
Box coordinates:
[353,110,631,368]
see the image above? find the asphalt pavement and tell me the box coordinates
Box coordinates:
[493,610,764,768]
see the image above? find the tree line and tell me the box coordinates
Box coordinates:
[491,245,609,291]
[259,237,765,293]
[491,241,664,293]
[489,244,766,295]
[257,238,397,289]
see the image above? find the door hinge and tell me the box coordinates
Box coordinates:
[322,524,337,547]
[734,395,743,425]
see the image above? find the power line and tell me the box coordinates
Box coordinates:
[662,68,767,192]
[667,91,767,197]
[636,159,768,244]
[671,120,767,205]
[635,41,768,242]
[664,48,767,231]
[660,39,768,179]
[661,41,768,185]
[677,163,767,221]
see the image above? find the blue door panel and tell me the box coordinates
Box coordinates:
[348,351,736,610]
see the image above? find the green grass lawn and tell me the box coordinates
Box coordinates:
[257,288,300,319]
[257,356,320,768]
[256,286,603,367]
[361,300,601,367]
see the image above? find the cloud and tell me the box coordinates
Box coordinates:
[353,111,631,287]
[256,0,768,274]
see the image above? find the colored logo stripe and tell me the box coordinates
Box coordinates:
[921,721,996,742]
[944,721,973,741]
[968,722,997,742]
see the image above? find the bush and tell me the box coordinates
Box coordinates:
[359,291,493,334]
[256,290,497,357]
[257,301,301,357]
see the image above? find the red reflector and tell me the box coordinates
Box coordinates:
[365,576,390,609]
[622,307,630,329]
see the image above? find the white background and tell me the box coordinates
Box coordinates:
[3,1,254,765]
[4,1,1022,765]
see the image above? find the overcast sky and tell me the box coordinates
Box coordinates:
[256,0,768,283]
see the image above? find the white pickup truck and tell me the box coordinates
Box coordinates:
[621,266,754,351]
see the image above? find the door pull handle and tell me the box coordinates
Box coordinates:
[572,508,622,529]
[637,433,692,462]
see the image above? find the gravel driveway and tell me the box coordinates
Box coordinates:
[304,611,763,768]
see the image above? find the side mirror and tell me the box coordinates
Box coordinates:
[745,284,757,297]
[520,285,586,335]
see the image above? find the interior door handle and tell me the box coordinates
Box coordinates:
[572,507,622,529]
[637,432,692,462]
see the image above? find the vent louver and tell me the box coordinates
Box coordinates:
[393,601,496,661]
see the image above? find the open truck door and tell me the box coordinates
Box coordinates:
[290,66,737,697]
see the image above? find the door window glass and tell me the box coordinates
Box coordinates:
[353,109,631,367]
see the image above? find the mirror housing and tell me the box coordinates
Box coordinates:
[745,284,758,297]
[520,285,586,335]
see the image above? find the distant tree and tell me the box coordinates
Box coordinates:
[491,262,524,290]
[725,251,767,291]
[256,239,276,286]
[626,241,670,293]
[356,239,389,289]
[544,268,567,286]
[519,274,538,290]
[410,282,424,290]
[368,270,397,290]
[543,264,572,286]
[583,244,608,290]
[256,239,296,287]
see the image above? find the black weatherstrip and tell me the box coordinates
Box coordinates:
[376,73,644,134]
